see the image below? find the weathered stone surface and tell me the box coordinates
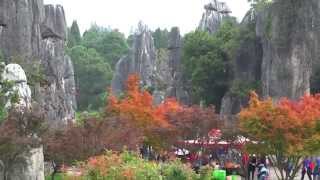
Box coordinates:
[2,64,32,109]
[2,64,28,83]
[111,25,157,96]
[198,0,231,34]
[166,27,190,104]
[0,4,74,178]
[39,38,76,126]
[41,5,67,40]
[0,147,45,180]
[0,0,44,61]
[0,64,44,180]
[221,0,320,116]
[0,0,76,126]
[111,26,190,104]
[220,15,263,115]
[256,0,320,101]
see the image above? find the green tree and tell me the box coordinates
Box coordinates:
[152,28,169,49]
[82,25,129,67]
[67,20,82,48]
[182,19,239,110]
[68,46,113,111]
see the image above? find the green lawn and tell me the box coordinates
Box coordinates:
[45,174,64,180]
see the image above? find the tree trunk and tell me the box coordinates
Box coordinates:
[3,168,8,180]
[51,160,58,180]
[51,172,56,180]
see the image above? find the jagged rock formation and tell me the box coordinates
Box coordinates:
[111,25,190,104]
[198,0,231,33]
[166,27,190,104]
[221,0,320,117]
[0,0,76,127]
[0,64,44,180]
[256,0,320,101]
[41,5,67,40]
[2,147,45,180]
[111,25,157,96]
[39,5,76,127]
[220,13,263,116]
[2,64,32,109]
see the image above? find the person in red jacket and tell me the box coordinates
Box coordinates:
[310,159,315,175]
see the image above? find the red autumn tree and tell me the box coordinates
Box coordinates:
[107,74,222,150]
[44,74,222,167]
[167,105,219,141]
[107,74,183,149]
[44,117,142,164]
[107,74,183,127]
[239,92,320,180]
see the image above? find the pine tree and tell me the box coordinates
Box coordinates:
[68,20,81,48]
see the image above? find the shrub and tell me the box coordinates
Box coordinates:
[82,151,198,180]
[161,161,198,180]
[198,166,213,180]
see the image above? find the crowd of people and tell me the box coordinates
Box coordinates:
[245,154,269,180]
[245,155,320,180]
[300,157,320,180]
[139,145,320,180]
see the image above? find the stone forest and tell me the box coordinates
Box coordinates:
[0,0,320,179]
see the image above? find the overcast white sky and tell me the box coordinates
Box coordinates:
[43,0,250,36]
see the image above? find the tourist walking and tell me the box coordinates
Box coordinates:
[248,154,257,180]
[301,158,312,180]
[257,163,269,180]
[314,157,320,180]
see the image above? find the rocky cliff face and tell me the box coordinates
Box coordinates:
[256,0,320,101]
[1,147,45,180]
[220,14,263,116]
[198,0,231,34]
[2,64,32,109]
[0,0,76,127]
[111,25,157,96]
[39,5,76,127]
[166,27,190,104]
[111,26,189,104]
[221,0,320,116]
[0,64,44,180]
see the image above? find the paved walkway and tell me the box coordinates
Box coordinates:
[246,167,302,180]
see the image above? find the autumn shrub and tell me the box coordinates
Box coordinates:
[84,151,159,179]
[82,151,198,180]
[198,166,213,180]
[161,161,198,180]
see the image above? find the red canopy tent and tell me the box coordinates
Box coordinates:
[176,129,249,150]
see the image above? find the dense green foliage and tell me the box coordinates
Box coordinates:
[67,21,81,48]
[229,80,261,98]
[67,24,129,111]
[182,18,240,110]
[82,151,200,179]
[68,46,112,110]
[81,25,129,67]
[152,28,169,49]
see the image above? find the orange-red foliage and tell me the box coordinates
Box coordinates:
[107,74,182,130]
[107,74,220,149]
[239,91,320,155]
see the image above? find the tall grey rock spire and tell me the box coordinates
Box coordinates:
[111,23,157,96]
[198,0,231,33]
[0,0,76,127]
